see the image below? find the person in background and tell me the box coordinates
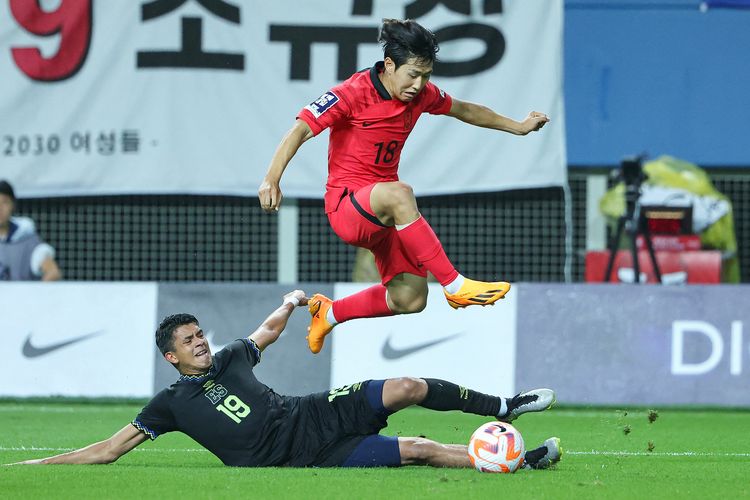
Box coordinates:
[0,180,62,281]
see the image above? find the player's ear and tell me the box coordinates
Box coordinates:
[384,57,395,74]
[164,352,179,366]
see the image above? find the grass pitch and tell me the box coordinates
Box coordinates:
[1,401,748,499]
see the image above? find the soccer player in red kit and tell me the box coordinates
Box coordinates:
[259,19,549,354]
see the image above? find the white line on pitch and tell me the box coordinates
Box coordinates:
[567,450,750,457]
[3,446,749,458]
[0,446,209,453]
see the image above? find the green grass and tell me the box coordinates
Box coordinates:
[1,402,749,499]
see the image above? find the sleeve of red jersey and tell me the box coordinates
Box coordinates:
[296,86,352,136]
[422,82,453,115]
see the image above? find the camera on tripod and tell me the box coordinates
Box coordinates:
[618,155,648,199]
[604,154,662,283]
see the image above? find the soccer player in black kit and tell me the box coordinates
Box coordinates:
[12,290,561,469]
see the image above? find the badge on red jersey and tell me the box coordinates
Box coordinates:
[305,91,339,118]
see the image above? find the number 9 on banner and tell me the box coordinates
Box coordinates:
[10,0,92,81]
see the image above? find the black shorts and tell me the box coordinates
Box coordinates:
[287,379,394,467]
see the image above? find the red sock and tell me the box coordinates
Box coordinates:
[396,216,459,286]
[332,284,394,323]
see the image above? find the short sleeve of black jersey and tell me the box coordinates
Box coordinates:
[132,390,176,440]
[209,338,261,372]
[222,338,262,367]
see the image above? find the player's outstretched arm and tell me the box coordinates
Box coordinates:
[258,119,314,213]
[248,290,309,351]
[7,424,148,465]
[447,98,549,135]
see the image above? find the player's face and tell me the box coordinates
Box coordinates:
[169,323,212,374]
[0,194,13,227]
[385,57,433,102]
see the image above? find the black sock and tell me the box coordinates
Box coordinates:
[418,378,501,417]
[524,445,548,467]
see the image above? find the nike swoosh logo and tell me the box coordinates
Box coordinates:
[22,330,105,358]
[381,332,463,360]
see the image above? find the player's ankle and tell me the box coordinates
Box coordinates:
[443,274,465,295]
[326,305,339,326]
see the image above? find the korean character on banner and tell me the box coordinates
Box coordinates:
[137,0,244,71]
[121,130,140,153]
[349,0,506,77]
[404,0,506,77]
[96,131,116,155]
[70,131,91,153]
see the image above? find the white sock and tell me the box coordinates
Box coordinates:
[326,306,339,326]
[443,274,465,295]
[497,398,509,419]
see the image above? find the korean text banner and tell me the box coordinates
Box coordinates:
[0,0,565,197]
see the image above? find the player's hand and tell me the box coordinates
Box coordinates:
[283,290,308,307]
[258,178,283,212]
[520,111,549,135]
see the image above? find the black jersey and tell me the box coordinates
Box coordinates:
[132,339,388,467]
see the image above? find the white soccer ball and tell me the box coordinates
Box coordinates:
[467,421,525,473]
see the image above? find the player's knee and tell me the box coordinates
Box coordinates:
[391,181,415,202]
[393,377,428,403]
[380,182,417,212]
[399,437,439,465]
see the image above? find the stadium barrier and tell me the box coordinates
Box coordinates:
[3,283,748,407]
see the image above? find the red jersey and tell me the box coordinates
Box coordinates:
[297,61,452,212]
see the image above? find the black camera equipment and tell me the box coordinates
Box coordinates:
[603,155,663,284]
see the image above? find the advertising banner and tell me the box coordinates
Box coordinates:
[515,284,750,407]
[0,283,157,397]
[1,1,565,197]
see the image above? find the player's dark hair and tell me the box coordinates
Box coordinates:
[156,313,199,355]
[378,18,439,68]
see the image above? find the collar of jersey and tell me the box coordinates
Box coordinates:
[177,363,215,383]
[369,61,392,100]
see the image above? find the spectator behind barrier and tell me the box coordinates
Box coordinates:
[0,180,62,281]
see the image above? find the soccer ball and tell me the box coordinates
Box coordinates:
[467,421,525,473]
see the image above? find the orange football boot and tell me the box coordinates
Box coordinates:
[444,278,511,309]
[307,293,335,354]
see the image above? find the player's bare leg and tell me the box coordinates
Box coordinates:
[399,437,471,467]
[370,181,511,309]
[385,273,428,314]
[398,438,561,469]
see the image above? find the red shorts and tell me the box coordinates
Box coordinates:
[326,183,426,285]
